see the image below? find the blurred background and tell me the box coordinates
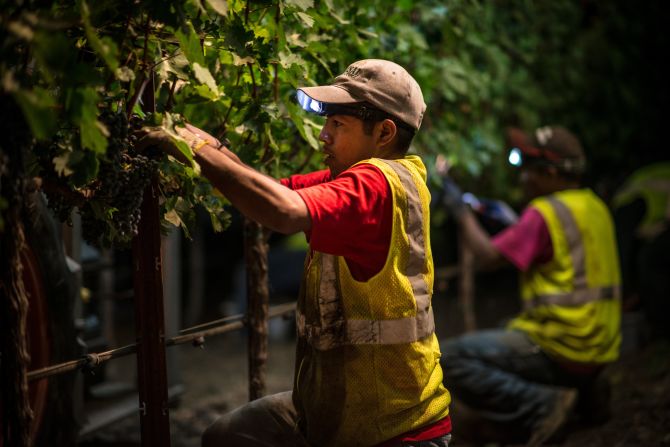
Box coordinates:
[2,0,669,445]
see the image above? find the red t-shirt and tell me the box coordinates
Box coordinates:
[282,164,452,442]
[492,207,553,271]
[281,164,392,281]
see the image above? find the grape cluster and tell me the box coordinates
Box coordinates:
[80,112,159,247]
[39,138,76,226]
[95,110,128,200]
[110,153,158,240]
[41,110,160,248]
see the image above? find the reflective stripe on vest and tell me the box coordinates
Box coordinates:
[296,160,435,349]
[524,197,621,311]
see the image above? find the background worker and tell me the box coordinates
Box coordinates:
[438,126,622,446]
[611,162,670,339]
[139,59,452,447]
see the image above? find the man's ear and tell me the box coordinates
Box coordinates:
[377,119,397,147]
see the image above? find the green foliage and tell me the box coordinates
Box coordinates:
[0,0,662,244]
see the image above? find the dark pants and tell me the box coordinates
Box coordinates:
[440,329,599,443]
[202,391,452,447]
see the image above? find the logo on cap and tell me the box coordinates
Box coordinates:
[344,66,362,78]
[535,127,553,146]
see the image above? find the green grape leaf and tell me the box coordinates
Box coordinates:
[264,124,280,153]
[65,87,108,154]
[232,53,255,66]
[285,32,307,48]
[163,196,196,236]
[31,31,77,80]
[53,153,74,177]
[285,0,314,10]
[222,16,255,55]
[80,0,119,71]
[301,117,322,150]
[209,212,224,232]
[164,208,183,228]
[193,84,219,100]
[67,149,99,186]
[278,51,305,69]
[205,0,228,16]
[80,119,109,155]
[176,22,205,66]
[295,12,315,28]
[115,66,136,82]
[165,52,191,79]
[286,101,320,150]
[192,62,220,94]
[163,197,191,228]
[12,87,57,140]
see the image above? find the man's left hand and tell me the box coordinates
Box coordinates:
[135,125,205,164]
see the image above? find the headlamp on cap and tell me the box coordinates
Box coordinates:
[297,90,324,114]
[295,90,416,134]
[508,147,523,167]
[506,145,585,174]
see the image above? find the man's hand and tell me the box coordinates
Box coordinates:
[441,176,466,219]
[183,124,221,147]
[435,154,451,177]
[135,125,207,164]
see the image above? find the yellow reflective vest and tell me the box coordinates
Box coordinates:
[508,189,622,364]
[612,162,670,239]
[293,156,451,447]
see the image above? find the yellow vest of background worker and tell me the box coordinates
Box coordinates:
[612,162,670,239]
[509,189,622,364]
[293,156,451,447]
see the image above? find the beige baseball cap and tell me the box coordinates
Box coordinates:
[297,59,426,131]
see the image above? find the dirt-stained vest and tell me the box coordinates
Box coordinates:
[293,156,451,446]
[612,162,670,239]
[509,189,622,364]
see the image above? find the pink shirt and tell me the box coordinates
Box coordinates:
[492,207,553,271]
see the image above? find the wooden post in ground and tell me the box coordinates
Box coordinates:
[458,239,477,333]
[244,219,270,401]
[133,178,171,447]
[133,69,171,446]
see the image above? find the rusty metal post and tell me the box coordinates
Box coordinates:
[458,239,477,333]
[133,178,171,446]
[244,219,270,401]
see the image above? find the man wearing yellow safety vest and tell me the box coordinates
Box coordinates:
[138,60,452,446]
[612,162,670,339]
[438,126,621,446]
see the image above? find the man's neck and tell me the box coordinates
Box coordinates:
[375,146,404,160]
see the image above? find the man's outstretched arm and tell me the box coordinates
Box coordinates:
[137,126,311,234]
[195,142,311,234]
[457,208,509,270]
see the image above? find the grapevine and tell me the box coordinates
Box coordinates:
[0,0,660,244]
[36,110,159,247]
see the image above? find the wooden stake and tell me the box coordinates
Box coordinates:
[133,178,171,447]
[244,219,270,401]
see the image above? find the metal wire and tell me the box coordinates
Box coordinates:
[27,302,296,382]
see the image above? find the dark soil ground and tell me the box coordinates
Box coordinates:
[79,326,670,446]
[560,339,670,447]
[78,274,670,446]
[78,330,296,447]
